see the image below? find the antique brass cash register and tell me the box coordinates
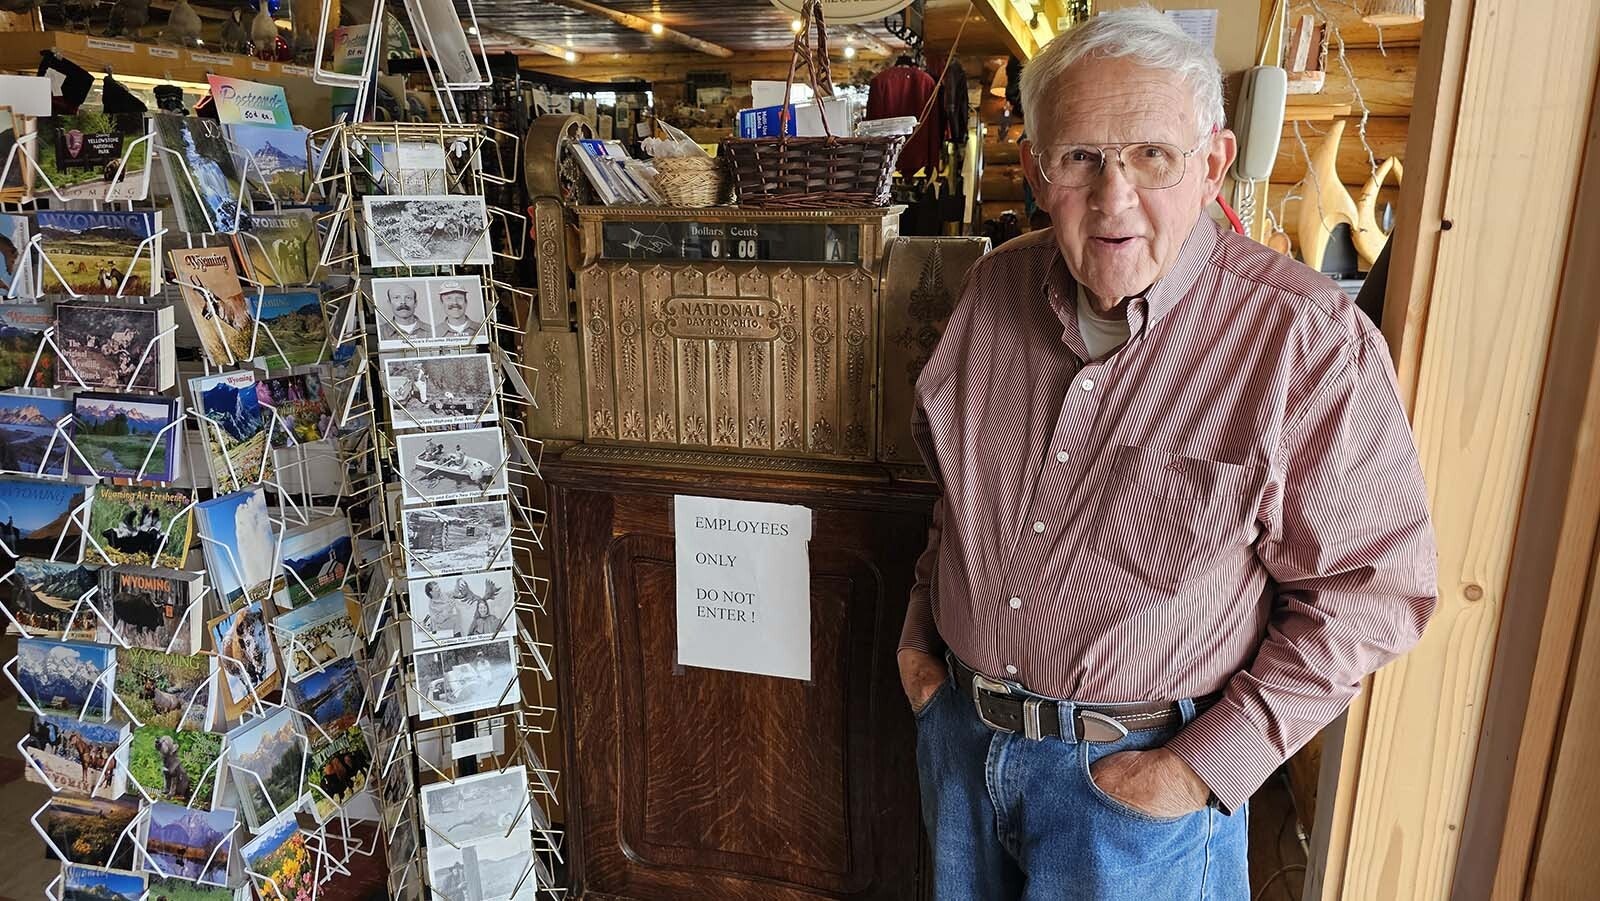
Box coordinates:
[525,114,986,901]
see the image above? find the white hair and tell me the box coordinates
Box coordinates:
[1019,6,1225,139]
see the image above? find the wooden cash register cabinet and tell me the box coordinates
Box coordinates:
[526,115,988,900]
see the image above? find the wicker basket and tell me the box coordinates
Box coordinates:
[721,134,907,209]
[722,0,907,209]
[652,155,731,206]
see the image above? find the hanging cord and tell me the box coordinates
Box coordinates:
[910,0,974,133]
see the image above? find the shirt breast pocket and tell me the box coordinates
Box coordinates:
[1088,446,1258,588]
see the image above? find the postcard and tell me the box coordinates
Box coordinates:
[239,807,312,898]
[424,829,538,901]
[361,194,492,267]
[195,486,281,606]
[285,656,364,735]
[272,590,356,682]
[229,124,310,203]
[87,483,193,570]
[0,391,69,476]
[148,875,246,900]
[22,713,128,798]
[381,352,499,429]
[15,637,113,720]
[145,802,236,886]
[408,568,517,648]
[33,110,152,202]
[130,723,224,807]
[372,275,489,350]
[36,210,160,297]
[248,291,327,370]
[236,209,319,288]
[420,765,531,847]
[97,566,203,653]
[153,113,248,234]
[366,139,449,194]
[53,301,175,391]
[191,370,275,492]
[68,390,180,480]
[62,864,146,901]
[400,499,513,578]
[114,645,214,731]
[225,706,306,832]
[0,480,85,563]
[0,212,35,299]
[0,303,54,388]
[38,795,141,869]
[170,246,254,368]
[411,635,520,721]
[305,725,371,822]
[273,514,353,609]
[395,426,508,506]
[257,370,334,447]
[207,600,281,721]
[10,558,101,639]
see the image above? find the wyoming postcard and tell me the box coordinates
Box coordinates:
[35,210,160,297]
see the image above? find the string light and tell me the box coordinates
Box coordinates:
[790,18,804,32]
[651,21,664,35]
[843,45,856,58]
[563,49,577,62]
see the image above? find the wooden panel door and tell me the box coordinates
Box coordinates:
[548,459,933,899]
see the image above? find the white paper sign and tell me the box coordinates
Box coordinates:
[1166,9,1219,52]
[0,75,53,117]
[675,495,813,681]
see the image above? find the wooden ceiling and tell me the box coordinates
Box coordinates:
[481,0,1011,62]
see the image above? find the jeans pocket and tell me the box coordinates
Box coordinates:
[1078,739,1191,825]
[913,680,953,721]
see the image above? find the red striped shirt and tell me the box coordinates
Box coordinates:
[901,215,1438,811]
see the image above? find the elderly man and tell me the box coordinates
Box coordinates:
[898,9,1438,899]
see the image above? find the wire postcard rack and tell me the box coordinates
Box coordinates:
[1,50,561,901]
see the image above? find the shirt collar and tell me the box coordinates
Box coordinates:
[1041,212,1223,345]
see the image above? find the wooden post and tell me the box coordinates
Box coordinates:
[1310,0,1600,898]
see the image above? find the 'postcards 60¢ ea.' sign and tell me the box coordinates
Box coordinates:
[206,75,294,128]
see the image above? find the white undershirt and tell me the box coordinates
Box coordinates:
[1075,283,1132,361]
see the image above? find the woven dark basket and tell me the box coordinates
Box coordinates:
[722,0,907,209]
[721,134,907,209]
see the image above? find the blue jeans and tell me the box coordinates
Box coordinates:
[915,674,1250,901]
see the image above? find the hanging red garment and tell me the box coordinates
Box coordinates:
[867,63,943,177]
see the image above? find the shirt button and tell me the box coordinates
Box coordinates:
[1056,450,1070,463]
[1080,378,1096,391]
[1008,596,1022,609]
[1032,521,1045,533]
[1004,664,1018,675]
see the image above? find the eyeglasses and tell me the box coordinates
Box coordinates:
[1033,139,1207,189]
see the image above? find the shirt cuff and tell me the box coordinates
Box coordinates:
[1163,698,1286,814]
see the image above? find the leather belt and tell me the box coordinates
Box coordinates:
[949,656,1218,742]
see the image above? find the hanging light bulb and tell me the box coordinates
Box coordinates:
[650,21,664,35]
[790,18,804,32]
[843,45,856,59]
[563,49,577,62]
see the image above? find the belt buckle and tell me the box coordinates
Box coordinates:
[970,674,1045,739]
[970,674,1016,734]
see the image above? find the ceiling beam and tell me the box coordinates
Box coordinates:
[839,24,894,58]
[972,0,1057,60]
[476,24,582,62]
[536,0,734,58]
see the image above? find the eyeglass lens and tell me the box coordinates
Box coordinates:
[1043,143,1187,188]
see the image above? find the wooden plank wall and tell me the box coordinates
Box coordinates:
[1311,0,1600,899]
[1268,3,1421,255]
